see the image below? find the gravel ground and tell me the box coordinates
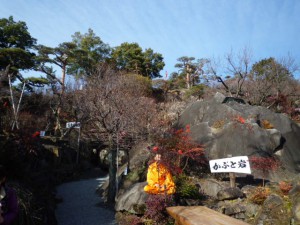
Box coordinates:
[55,176,116,225]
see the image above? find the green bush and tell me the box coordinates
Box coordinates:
[184,84,205,99]
[175,174,202,199]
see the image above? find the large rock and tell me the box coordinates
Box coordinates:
[216,200,247,218]
[263,194,284,210]
[241,185,257,198]
[177,93,300,179]
[199,178,230,198]
[114,143,152,213]
[217,187,244,201]
[115,182,148,214]
[255,194,290,225]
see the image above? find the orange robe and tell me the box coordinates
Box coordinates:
[144,162,175,195]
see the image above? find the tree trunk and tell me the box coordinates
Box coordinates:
[61,64,66,94]
[186,64,191,89]
[107,134,117,204]
[54,64,66,136]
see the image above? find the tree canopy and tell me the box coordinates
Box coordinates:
[0,16,52,92]
[251,57,292,84]
[171,56,209,89]
[68,28,111,78]
[246,57,296,107]
[111,42,165,79]
[0,16,37,82]
[35,42,77,86]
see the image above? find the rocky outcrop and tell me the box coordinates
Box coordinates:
[177,93,300,180]
[113,142,152,212]
[216,200,254,220]
[115,182,148,214]
[206,182,293,224]
[114,94,300,224]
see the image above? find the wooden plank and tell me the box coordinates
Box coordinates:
[167,206,250,225]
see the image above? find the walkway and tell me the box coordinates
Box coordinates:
[55,175,116,225]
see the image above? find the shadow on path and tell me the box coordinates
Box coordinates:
[56,176,116,225]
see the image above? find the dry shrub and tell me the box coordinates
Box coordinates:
[116,212,143,225]
[212,120,225,129]
[144,194,175,225]
[249,187,270,205]
[279,181,292,195]
[261,119,274,129]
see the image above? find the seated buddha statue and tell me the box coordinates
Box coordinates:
[144,154,175,195]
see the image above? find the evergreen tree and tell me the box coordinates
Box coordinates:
[112,42,165,79]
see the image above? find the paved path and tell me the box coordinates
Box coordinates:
[55,176,116,225]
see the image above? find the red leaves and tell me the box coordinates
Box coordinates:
[249,156,280,171]
[32,131,40,138]
[155,124,206,174]
[236,115,245,124]
[152,146,159,152]
[229,113,254,132]
[232,115,246,124]
[170,125,204,160]
[185,124,190,132]
[249,156,280,186]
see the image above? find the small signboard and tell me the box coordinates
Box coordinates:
[209,156,251,174]
[66,122,81,129]
[40,131,45,137]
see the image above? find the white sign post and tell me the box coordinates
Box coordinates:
[209,156,251,174]
[66,122,81,129]
[209,156,251,187]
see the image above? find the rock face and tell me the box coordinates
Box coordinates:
[114,143,151,213]
[176,93,300,179]
[115,182,148,214]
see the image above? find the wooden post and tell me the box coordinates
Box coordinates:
[229,172,236,188]
[227,154,236,188]
[76,127,80,164]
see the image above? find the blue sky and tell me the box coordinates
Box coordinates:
[1,0,300,78]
